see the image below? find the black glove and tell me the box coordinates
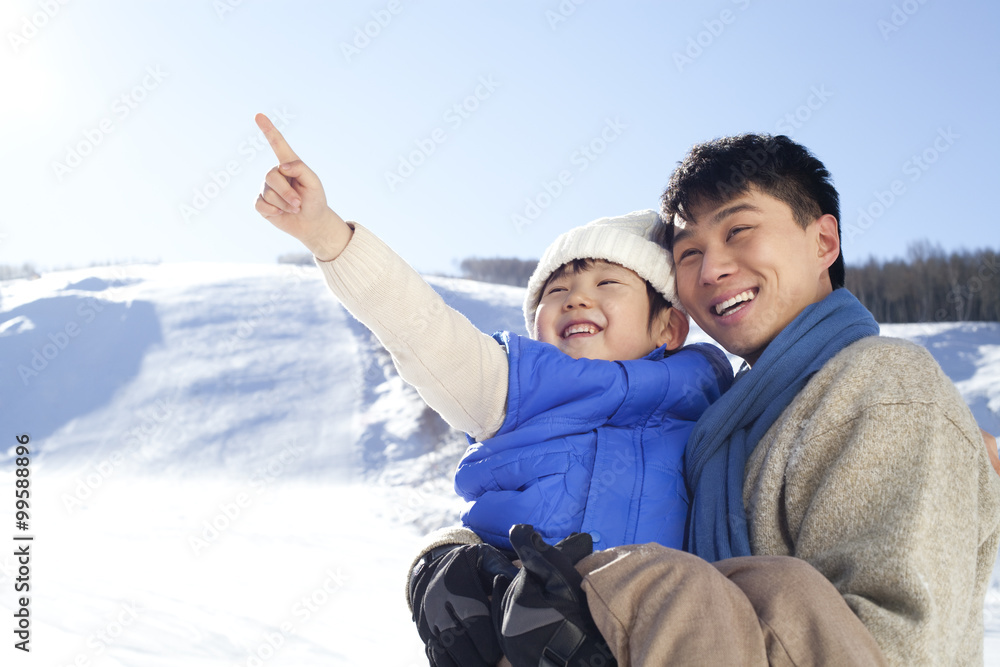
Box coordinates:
[492,524,617,667]
[410,542,519,667]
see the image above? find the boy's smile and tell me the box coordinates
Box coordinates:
[561,320,601,338]
[534,260,677,361]
[671,188,839,366]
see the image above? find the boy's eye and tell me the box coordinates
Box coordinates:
[545,286,567,295]
[677,248,700,261]
[598,279,619,286]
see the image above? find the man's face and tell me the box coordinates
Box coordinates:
[670,188,836,366]
[534,260,675,361]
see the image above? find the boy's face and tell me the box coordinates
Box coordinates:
[534,260,682,361]
[670,187,838,366]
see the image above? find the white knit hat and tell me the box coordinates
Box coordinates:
[523,209,679,337]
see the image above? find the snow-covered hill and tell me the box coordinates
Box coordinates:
[1,263,998,665]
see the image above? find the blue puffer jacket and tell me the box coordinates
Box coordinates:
[454,333,733,551]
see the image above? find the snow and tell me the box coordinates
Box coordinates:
[0,263,998,665]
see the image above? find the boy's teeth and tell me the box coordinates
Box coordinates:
[563,323,597,337]
[715,290,755,315]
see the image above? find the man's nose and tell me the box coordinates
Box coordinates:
[700,247,736,285]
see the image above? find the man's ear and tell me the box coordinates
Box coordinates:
[814,214,840,273]
[653,307,689,351]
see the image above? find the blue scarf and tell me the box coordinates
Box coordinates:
[684,288,879,562]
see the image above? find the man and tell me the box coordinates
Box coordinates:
[408,134,1000,666]
[499,134,1000,665]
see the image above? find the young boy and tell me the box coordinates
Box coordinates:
[253,114,731,664]
[253,114,731,554]
[454,211,733,551]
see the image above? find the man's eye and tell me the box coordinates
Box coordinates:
[727,226,749,240]
[677,248,700,261]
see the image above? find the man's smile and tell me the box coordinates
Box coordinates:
[713,289,757,317]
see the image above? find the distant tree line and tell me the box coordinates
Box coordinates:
[845,243,999,323]
[277,252,315,266]
[457,242,1000,323]
[0,263,39,281]
[459,257,538,287]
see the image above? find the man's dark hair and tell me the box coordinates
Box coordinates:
[659,134,845,288]
[543,258,672,333]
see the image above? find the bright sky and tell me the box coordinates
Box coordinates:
[2,0,997,275]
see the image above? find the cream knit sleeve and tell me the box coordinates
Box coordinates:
[314,223,508,441]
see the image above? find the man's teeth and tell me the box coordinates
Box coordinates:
[715,290,755,315]
[563,323,597,337]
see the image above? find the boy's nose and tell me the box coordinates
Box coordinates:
[563,288,592,309]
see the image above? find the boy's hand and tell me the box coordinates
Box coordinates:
[410,543,518,667]
[253,113,352,261]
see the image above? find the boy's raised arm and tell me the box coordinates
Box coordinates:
[252,113,509,441]
[253,113,352,261]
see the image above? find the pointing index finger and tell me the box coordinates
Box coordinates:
[255,112,299,163]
